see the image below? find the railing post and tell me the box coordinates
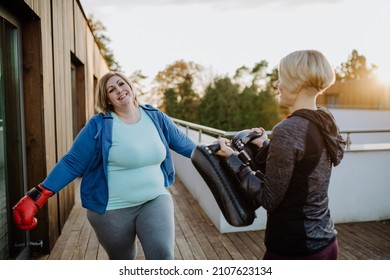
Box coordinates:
[346,132,351,150]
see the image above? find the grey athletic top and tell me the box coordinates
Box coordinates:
[225,107,346,255]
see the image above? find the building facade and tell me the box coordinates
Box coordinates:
[319,79,390,110]
[0,0,109,259]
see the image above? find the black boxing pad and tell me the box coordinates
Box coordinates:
[231,129,267,172]
[231,129,261,156]
[191,143,255,227]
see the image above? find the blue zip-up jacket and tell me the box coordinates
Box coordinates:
[42,104,196,213]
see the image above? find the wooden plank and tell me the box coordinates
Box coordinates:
[336,224,380,259]
[357,222,390,254]
[174,236,183,259]
[237,232,263,259]
[84,229,100,260]
[52,0,66,231]
[20,4,55,254]
[178,219,207,260]
[135,238,145,260]
[175,221,195,260]
[189,222,219,260]
[97,244,109,260]
[171,182,218,259]
[74,1,87,62]
[39,0,57,174]
[46,199,82,260]
[171,187,209,259]
[67,0,75,54]
[60,230,80,260]
[367,220,390,242]
[245,230,266,256]
[72,218,92,260]
[334,231,359,260]
[31,176,390,260]
[217,233,245,260]
[199,222,232,260]
[71,205,86,232]
[224,233,257,260]
[337,223,389,259]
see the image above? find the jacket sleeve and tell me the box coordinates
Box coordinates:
[41,117,99,192]
[224,152,265,209]
[160,112,196,158]
[252,140,270,174]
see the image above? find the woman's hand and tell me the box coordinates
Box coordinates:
[215,137,235,158]
[249,127,269,148]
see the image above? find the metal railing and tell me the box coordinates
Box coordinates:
[341,128,390,149]
[170,118,228,142]
[171,117,270,142]
[171,118,390,149]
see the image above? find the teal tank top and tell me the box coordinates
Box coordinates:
[106,108,169,210]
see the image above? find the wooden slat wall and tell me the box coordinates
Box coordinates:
[35,0,60,252]
[74,4,87,63]
[74,3,93,119]
[27,0,56,172]
[18,0,109,253]
[13,0,59,254]
[51,0,74,233]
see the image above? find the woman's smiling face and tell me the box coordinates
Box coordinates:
[106,75,134,109]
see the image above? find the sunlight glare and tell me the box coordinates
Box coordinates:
[376,66,390,84]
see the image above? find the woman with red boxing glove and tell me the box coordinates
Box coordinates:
[13,71,196,260]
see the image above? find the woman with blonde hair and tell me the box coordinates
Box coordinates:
[216,50,346,259]
[13,71,196,260]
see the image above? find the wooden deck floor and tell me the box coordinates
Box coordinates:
[32,177,390,260]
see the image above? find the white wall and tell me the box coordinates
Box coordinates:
[331,109,390,144]
[328,146,390,223]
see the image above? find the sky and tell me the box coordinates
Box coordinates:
[80,0,390,85]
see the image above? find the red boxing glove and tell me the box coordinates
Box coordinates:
[13,184,54,230]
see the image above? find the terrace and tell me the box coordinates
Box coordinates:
[32,116,390,260]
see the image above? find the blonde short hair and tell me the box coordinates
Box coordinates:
[278,50,335,94]
[95,71,139,113]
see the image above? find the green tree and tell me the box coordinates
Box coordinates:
[152,60,204,118]
[233,60,269,91]
[233,61,282,130]
[199,76,241,131]
[87,14,121,71]
[336,49,377,82]
[234,86,280,130]
[233,86,259,128]
[264,66,279,95]
[164,74,200,122]
[152,59,282,132]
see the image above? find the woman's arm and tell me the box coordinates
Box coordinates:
[42,117,100,192]
[161,112,196,158]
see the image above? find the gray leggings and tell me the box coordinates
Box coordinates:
[87,194,174,260]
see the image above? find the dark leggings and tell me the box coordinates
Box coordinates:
[87,194,174,260]
[263,239,339,260]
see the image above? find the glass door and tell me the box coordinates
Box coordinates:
[0,10,28,259]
